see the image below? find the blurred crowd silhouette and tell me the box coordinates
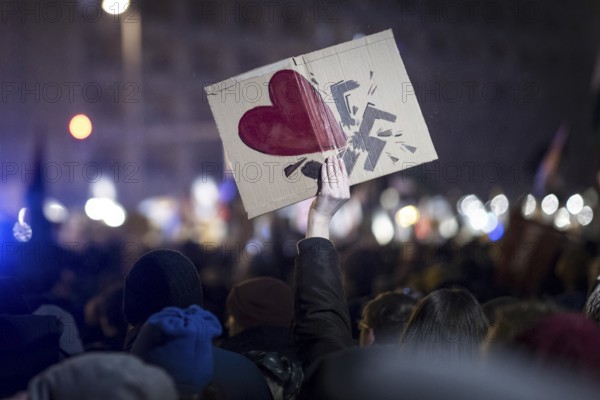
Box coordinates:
[1,156,600,400]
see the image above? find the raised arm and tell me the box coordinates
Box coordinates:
[294,157,355,370]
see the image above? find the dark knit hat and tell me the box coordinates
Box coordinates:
[123,249,203,326]
[227,277,293,330]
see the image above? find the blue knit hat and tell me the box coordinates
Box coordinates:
[132,305,222,395]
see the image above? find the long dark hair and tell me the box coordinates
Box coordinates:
[400,288,488,361]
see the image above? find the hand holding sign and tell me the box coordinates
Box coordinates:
[306,157,350,240]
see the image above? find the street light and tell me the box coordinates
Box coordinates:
[101,0,130,15]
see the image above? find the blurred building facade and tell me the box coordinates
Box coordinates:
[1,0,599,217]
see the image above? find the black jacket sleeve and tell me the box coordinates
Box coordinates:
[293,237,355,370]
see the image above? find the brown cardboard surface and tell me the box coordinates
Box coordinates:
[205,30,437,218]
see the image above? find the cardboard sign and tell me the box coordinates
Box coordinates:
[205,30,437,218]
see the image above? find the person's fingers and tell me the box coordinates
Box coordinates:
[319,157,351,200]
[326,157,336,190]
[321,159,333,194]
[338,158,346,176]
[336,158,350,197]
[338,157,347,177]
[331,157,341,186]
[320,161,327,182]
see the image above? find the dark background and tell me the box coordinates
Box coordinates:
[1,0,599,214]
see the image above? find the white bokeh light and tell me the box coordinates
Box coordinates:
[490,194,509,215]
[43,199,69,223]
[372,211,394,246]
[85,198,127,227]
[439,217,458,239]
[192,178,220,219]
[395,205,420,228]
[468,208,488,231]
[380,188,399,210]
[13,221,32,242]
[103,202,127,227]
[553,207,571,230]
[522,194,536,217]
[85,198,110,221]
[18,207,27,225]
[541,194,559,215]
[458,195,483,216]
[577,206,594,226]
[102,0,130,15]
[192,178,219,208]
[482,212,499,234]
[566,194,584,215]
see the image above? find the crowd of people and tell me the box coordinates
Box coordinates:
[2,157,600,399]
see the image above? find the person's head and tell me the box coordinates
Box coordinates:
[481,296,519,326]
[482,300,560,357]
[514,313,600,379]
[27,353,177,400]
[226,277,293,337]
[358,292,416,347]
[123,249,203,327]
[400,288,488,361]
[132,305,222,397]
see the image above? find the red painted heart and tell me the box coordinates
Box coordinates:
[238,69,347,156]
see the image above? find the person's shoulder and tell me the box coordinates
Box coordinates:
[212,347,273,399]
